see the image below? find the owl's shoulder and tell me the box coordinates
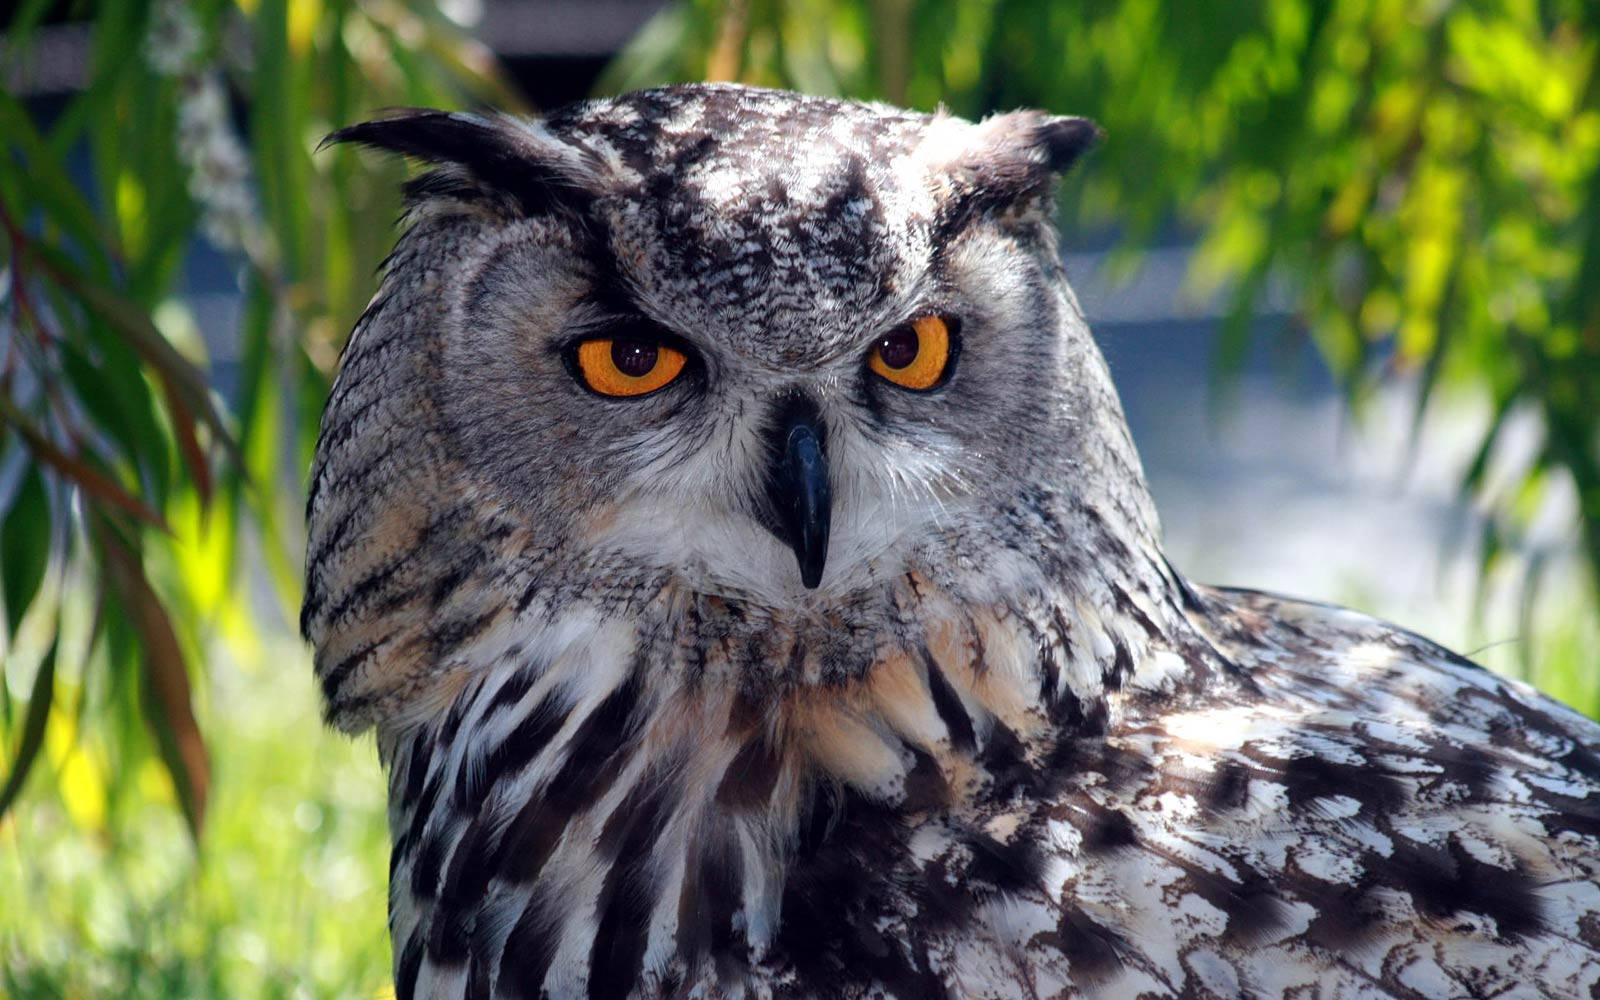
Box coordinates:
[1041,583,1600,999]
[1189,583,1600,758]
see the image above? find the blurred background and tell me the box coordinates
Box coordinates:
[1,0,1598,995]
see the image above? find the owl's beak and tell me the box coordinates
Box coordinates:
[762,395,832,589]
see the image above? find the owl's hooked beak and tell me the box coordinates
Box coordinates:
[761,395,832,589]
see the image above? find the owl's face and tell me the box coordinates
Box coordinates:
[307,85,1157,729]
[414,87,1107,601]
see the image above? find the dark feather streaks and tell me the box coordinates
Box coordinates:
[402,665,644,982]
[589,777,676,1000]
[1033,903,1128,980]
[675,819,747,991]
[715,730,784,809]
[379,576,1600,997]
[922,648,976,753]
[777,785,950,1000]
[394,931,424,1000]
[423,688,571,955]
[1279,750,1407,816]
[1389,836,1545,938]
[499,887,561,1000]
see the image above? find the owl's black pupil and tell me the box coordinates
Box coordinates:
[877,327,920,370]
[611,340,658,377]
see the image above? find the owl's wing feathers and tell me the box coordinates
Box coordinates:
[1044,585,1600,999]
[723,583,1600,1000]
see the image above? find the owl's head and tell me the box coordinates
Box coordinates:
[304,85,1166,733]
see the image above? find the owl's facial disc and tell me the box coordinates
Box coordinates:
[339,93,1110,614]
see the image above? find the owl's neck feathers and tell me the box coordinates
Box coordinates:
[381,519,1231,997]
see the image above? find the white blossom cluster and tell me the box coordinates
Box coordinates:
[144,0,264,256]
[142,0,203,76]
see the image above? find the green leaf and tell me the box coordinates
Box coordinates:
[36,244,236,458]
[57,338,171,502]
[2,0,55,38]
[96,518,209,842]
[1,466,51,638]
[0,395,167,531]
[0,90,116,276]
[1459,389,1519,498]
[0,638,56,822]
[253,0,304,276]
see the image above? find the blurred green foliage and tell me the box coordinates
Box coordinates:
[1,0,516,992]
[3,626,391,997]
[0,0,517,835]
[1,0,1598,995]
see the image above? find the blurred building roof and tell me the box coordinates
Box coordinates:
[1,1,666,97]
[1,21,89,94]
[470,0,666,57]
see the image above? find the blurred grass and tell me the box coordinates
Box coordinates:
[1508,609,1600,721]
[0,626,390,999]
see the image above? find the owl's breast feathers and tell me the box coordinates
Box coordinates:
[381,576,1600,999]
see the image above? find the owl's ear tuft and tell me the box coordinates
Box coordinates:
[966,110,1102,178]
[1029,115,1103,173]
[932,110,1102,233]
[322,109,597,217]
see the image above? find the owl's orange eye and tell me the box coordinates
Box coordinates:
[575,338,689,397]
[868,315,954,391]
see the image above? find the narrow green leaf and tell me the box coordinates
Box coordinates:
[83,0,147,255]
[0,639,56,822]
[253,0,302,275]
[403,10,527,111]
[1516,549,1547,679]
[0,396,169,531]
[36,245,236,457]
[165,385,214,507]
[1459,389,1519,499]
[3,0,55,39]
[1404,267,1460,461]
[57,338,171,503]
[0,90,116,275]
[1,466,50,638]
[96,519,209,842]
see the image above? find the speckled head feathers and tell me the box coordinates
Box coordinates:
[325,86,1100,363]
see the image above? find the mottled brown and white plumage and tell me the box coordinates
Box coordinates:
[302,84,1600,1000]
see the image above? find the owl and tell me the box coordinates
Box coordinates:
[302,84,1600,1000]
